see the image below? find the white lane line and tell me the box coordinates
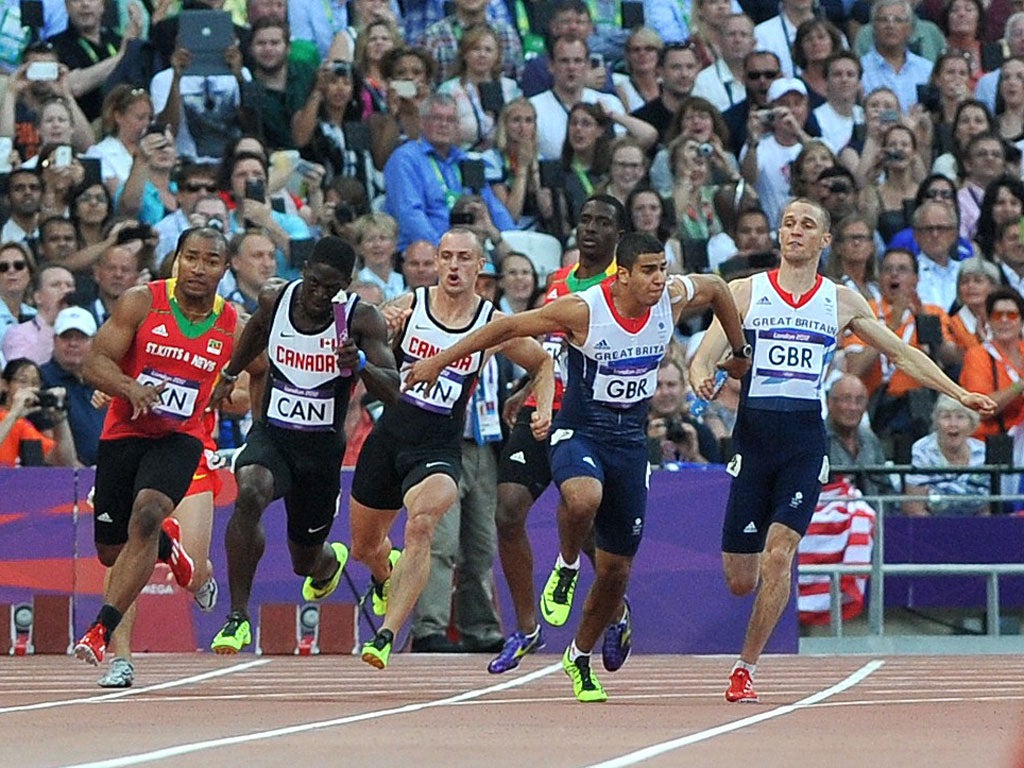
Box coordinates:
[59,662,564,768]
[0,659,271,714]
[580,659,885,768]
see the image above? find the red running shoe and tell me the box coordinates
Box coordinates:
[161,517,194,588]
[725,667,759,703]
[74,623,108,666]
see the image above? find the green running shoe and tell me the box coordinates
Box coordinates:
[371,548,402,617]
[302,542,349,601]
[539,564,579,626]
[561,646,607,703]
[211,611,252,654]
[361,630,393,669]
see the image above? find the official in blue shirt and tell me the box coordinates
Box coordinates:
[384,94,515,251]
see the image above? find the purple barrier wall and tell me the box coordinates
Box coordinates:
[883,517,1024,608]
[0,467,795,654]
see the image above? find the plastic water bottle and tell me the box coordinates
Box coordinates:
[690,369,728,418]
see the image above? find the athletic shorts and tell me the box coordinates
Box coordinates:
[350,424,461,511]
[721,409,829,554]
[548,426,650,557]
[496,406,552,499]
[185,448,224,498]
[93,434,204,547]
[233,422,344,547]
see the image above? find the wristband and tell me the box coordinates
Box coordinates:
[220,368,240,383]
[356,350,367,372]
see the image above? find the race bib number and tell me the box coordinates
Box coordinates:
[753,329,827,383]
[137,369,200,419]
[593,363,658,407]
[267,379,336,431]
[400,365,467,415]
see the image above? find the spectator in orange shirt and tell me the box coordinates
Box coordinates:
[0,357,76,466]
[959,288,1024,440]
[948,257,1000,351]
[843,247,960,439]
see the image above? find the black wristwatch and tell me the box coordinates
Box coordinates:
[733,344,752,359]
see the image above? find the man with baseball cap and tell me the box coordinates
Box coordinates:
[740,76,815,228]
[42,306,103,465]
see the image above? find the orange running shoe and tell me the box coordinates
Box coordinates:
[161,517,194,588]
[74,623,108,666]
[725,667,759,703]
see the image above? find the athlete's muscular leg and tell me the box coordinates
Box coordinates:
[349,500,400,584]
[380,475,459,636]
[103,567,136,662]
[175,492,214,591]
[574,549,632,652]
[224,465,274,618]
[494,482,539,633]
[736,522,801,665]
[103,489,175,613]
[556,477,603,564]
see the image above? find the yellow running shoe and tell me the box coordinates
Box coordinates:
[540,564,579,626]
[302,543,349,601]
[211,612,252,654]
[361,629,394,669]
[561,646,608,703]
[371,548,402,616]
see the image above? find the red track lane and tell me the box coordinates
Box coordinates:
[1,654,1022,768]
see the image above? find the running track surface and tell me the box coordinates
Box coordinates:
[2,653,1022,768]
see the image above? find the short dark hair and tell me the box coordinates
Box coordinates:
[881,247,918,274]
[616,232,664,271]
[823,50,862,78]
[308,235,357,276]
[584,193,628,231]
[175,226,229,259]
[986,286,1024,317]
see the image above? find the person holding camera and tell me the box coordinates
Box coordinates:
[740,77,815,229]
[152,164,221,266]
[858,124,925,245]
[116,124,178,226]
[292,59,383,210]
[41,305,104,465]
[0,357,77,467]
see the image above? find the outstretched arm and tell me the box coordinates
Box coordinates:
[841,288,996,415]
[688,276,753,399]
[404,295,588,390]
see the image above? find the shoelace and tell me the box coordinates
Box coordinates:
[575,657,598,690]
[552,568,576,602]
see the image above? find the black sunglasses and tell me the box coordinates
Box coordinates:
[748,70,780,80]
[0,260,27,273]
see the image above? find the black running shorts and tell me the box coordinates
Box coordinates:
[350,424,461,510]
[496,406,552,499]
[93,434,204,547]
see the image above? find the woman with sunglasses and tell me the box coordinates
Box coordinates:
[615,27,664,111]
[960,288,1024,442]
[70,182,113,250]
[0,243,36,353]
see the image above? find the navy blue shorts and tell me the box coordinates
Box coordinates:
[721,409,828,554]
[549,426,650,557]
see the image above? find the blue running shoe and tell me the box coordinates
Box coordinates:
[601,597,632,672]
[487,627,545,674]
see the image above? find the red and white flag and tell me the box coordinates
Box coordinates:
[798,476,877,625]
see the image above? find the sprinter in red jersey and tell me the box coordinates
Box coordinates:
[73,227,239,668]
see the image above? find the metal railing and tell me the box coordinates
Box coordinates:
[800,463,1024,643]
